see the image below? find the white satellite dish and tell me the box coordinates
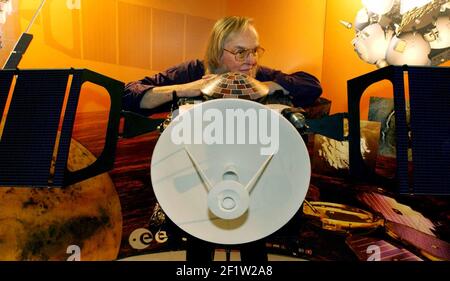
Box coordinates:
[151,99,310,245]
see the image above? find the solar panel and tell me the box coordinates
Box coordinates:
[0,69,123,187]
[347,66,450,195]
[407,67,450,194]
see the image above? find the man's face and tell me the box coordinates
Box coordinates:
[220,26,260,77]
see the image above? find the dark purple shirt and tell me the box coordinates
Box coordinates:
[123,59,322,115]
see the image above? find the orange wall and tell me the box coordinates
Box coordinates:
[11,0,326,113]
[14,0,227,112]
[3,0,448,115]
[226,0,326,80]
[19,0,226,78]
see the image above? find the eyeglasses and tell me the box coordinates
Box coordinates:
[223,47,265,62]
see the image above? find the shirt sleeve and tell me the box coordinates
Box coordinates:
[122,59,205,115]
[256,66,323,108]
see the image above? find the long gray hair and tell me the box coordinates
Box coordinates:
[204,16,255,74]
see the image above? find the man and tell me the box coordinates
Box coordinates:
[123,16,322,115]
[122,16,322,262]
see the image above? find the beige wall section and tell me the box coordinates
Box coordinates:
[185,16,216,61]
[118,2,152,70]
[225,0,327,80]
[123,0,226,20]
[151,9,184,70]
[16,0,227,112]
[81,0,117,65]
[18,0,325,80]
[19,0,227,78]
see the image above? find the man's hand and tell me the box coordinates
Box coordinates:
[140,75,217,109]
[177,74,218,98]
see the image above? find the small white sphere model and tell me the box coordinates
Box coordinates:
[354,8,371,31]
[362,0,395,15]
[386,32,431,66]
[352,24,392,64]
[429,16,450,49]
